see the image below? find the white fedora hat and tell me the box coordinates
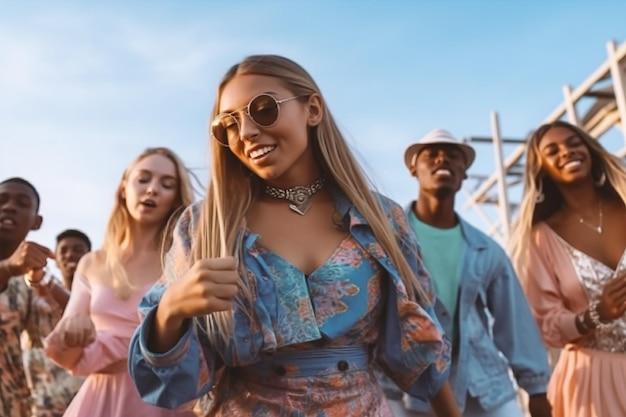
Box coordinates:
[404,128,476,170]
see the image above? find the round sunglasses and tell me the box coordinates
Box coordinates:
[210,94,302,146]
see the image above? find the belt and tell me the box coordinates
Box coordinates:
[240,345,371,377]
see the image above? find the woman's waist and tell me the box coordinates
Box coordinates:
[92,319,139,334]
[93,360,128,375]
[571,322,626,354]
[236,345,373,378]
[564,341,626,356]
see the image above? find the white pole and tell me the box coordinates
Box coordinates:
[491,111,511,241]
[563,84,580,126]
[607,40,626,145]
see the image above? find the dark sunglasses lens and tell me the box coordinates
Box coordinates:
[211,116,236,145]
[250,95,279,126]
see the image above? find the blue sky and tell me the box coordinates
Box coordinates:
[1,1,625,256]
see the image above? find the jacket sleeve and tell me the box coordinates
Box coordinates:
[487,245,550,395]
[522,229,586,347]
[127,203,220,409]
[128,288,215,409]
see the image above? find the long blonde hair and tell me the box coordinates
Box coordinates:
[509,121,626,279]
[196,54,429,343]
[103,147,195,298]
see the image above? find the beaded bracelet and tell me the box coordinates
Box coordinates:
[588,300,608,329]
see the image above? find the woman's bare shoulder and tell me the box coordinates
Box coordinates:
[74,250,107,282]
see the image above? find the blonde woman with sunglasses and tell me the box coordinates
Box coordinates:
[128,55,459,416]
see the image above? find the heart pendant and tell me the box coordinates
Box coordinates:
[289,200,311,215]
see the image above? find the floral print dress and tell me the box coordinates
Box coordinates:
[129,191,451,417]
[207,234,391,416]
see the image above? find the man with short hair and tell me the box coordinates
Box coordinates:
[0,177,69,417]
[388,130,552,417]
[55,229,91,290]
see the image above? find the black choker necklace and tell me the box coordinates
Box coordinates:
[264,178,326,215]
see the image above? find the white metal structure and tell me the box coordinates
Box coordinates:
[464,40,626,244]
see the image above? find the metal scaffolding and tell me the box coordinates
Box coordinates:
[463,40,626,244]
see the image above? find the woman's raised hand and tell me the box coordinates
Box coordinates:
[162,256,240,320]
[60,315,97,348]
[150,256,240,353]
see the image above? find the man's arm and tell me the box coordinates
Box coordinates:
[47,280,70,308]
[429,381,462,417]
[487,250,551,417]
[0,259,19,291]
[29,272,70,309]
[0,241,54,291]
[528,393,552,417]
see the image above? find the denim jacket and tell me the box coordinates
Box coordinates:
[402,204,550,412]
[127,192,452,410]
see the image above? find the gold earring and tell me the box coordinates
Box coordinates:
[594,171,606,187]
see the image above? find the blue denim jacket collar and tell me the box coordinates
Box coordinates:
[331,186,368,227]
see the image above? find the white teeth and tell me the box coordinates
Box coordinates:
[249,146,275,159]
[435,169,452,176]
[1,218,15,225]
[67,262,77,268]
[563,160,581,169]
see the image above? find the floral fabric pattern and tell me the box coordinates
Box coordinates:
[129,190,451,416]
[22,346,84,417]
[0,277,61,417]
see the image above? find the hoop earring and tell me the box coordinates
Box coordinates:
[535,179,545,204]
[594,171,606,187]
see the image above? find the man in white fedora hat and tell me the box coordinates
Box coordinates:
[387,129,552,417]
[403,129,476,176]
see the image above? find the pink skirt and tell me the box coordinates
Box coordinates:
[549,344,626,417]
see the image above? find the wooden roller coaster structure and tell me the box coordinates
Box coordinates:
[464,40,626,244]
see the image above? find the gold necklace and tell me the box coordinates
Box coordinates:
[575,200,603,234]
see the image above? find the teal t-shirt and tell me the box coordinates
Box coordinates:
[408,210,463,341]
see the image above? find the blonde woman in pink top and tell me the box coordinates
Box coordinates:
[510,120,626,417]
[44,148,196,417]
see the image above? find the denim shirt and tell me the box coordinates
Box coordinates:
[127,192,452,410]
[402,203,550,412]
